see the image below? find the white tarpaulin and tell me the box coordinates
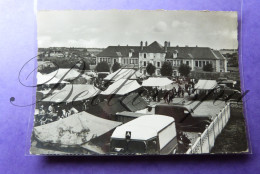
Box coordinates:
[43,84,100,102]
[48,68,81,81]
[37,72,69,85]
[142,77,173,87]
[158,83,179,90]
[101,79,141,95]
[195,80,218,90]
[104,69,144,81]
[34,111,122,146]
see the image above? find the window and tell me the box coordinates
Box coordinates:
[186,61,189,66]
[157,62,160,67]
[144,53,146,58]
[135,59,138,64]
[144,61,147,67]
[108,58,111,63]
[114,59,116,63]
[199,61,202,67]
[157,69,160,76]
[195,61,198,67]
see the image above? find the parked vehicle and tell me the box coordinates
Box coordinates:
[110,115,178,155]
[154,104,211,132]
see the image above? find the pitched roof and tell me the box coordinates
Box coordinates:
[141,41,165,53]
[97,41,165,57]
[34,111,121,146]
[42,84,100,102]
[97,46,140,57]
[97,42,226,60]
[166,47,219,60]
[212,50,226,60]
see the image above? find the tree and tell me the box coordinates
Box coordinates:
[203,63,213,72]
[146,63,156,76]
[160,62,173,76]
[95,61,110,72]
[112,62,121,72]
[178,64,191,77]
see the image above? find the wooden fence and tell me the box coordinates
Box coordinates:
[186,102,231,154]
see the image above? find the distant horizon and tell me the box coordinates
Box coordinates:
[38,43,238,51]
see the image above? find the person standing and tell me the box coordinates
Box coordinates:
[48,103,54,114]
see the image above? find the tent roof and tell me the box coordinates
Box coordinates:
[104,69,144,81]
[42,84,100,102]
[101,79,141,95]
[111,115,174,140]
[121,93,148,111]
[195,80,218,90]
[48,68,81,81]
[142,77,173,87]
[87,94,148,118]
[37,72,69,85]
[34,111,122,146]
[158,82,179,90]
[116,111,147,118]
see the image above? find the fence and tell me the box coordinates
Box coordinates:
[190,71,240,81]
[186,102,231,154]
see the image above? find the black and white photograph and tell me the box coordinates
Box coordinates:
[30,10,248,155]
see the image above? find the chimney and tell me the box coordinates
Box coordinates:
[145,41,148,47]
[140,41,143,50]
[168,42,171,47]
[164,41,168,52]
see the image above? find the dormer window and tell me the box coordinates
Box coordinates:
[173,50,178,58]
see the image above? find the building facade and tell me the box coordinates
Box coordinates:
[96,41,227,76]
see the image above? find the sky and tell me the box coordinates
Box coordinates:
[37,10,238,50]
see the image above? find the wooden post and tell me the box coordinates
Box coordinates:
[206,125,210,151]
[217,114,220,135]
[221,109,224,129]
[212,117,215,143]
[189,143,193,154]
[198,133,202,153]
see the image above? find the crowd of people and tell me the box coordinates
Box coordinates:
[35,74,197,126]
[141,80,195,104]
[35,100,93,126]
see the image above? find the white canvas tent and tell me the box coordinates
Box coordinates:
[158,83,179,90]
[48,68,81,81]
[34,111,122,146]
[104,69,144,81]
[142,77,173,87]
[42,84,100,102]
[101,79,141,95]
[37,72,69,85]
[195,80,218,90]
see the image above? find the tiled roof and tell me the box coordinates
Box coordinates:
[212,50,226,60]
[97,46,140,57]
[140,41,165,53]
[97,42,225,60]
[97,41,165,57]
[166,47,219,60]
